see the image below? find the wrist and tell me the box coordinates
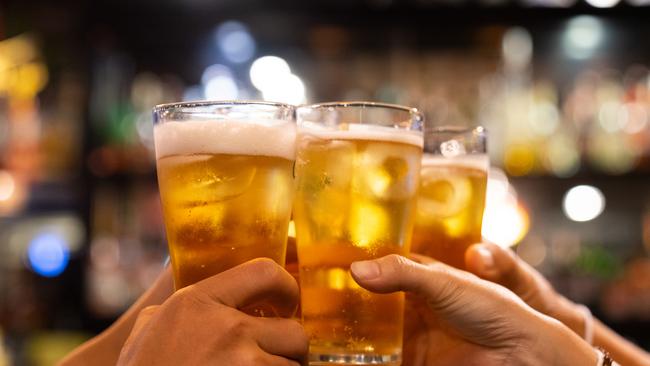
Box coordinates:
[544,316,598,366]
[547,295,587,338]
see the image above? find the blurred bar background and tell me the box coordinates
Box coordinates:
[1,0,650,364]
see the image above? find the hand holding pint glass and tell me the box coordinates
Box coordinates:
[153,102,296,302]
[293,102,424,365]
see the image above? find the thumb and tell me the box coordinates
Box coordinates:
[351,254,532,347]
[465,242,549,306]
[350,254,462,304]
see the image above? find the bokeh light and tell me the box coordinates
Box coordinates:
[545,134,580,177]
[249,56,306,104]
[204,75,238,100]
[598,101,625,132]
[502,27,533,71]
[201,64,238,100]
[587,129,638,174]
[563,16,604,59]
[249,56,291,91]
[585,0,621,7]
[504,144,535,176]
[621,102,648,134]
[131,72,163,111]
[262,73,306,105]
[0,170,16,201]
[563,185,605,222]
[0,35,49,98]
[200,64,232,85]
[135,112,155,152]
[27,232,70,277]
[482,168,531,247]
[215,21,256,64]
[530,101,560,136]
[483,197,530,247]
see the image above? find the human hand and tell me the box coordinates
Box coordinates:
[465,242,588,334]
[466,242,650,366]
[59,266,174,366]
[118,258,308,366]
[351,254,597,366]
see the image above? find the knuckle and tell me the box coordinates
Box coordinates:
[236,349,265,365]
[174,282,218,308]
[168,287,200,308]
[224,315,253,338]
[385,253,404,265]
[251,258,282,281]
[429,260,454,278]
[384,254,409,274]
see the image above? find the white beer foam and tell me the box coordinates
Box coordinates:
[299,122,423,147]
[154,120,296,160]
[422,153,489,171]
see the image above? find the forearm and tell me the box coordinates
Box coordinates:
[57,332,124,366]
[592,318,650,366]
[58,268,173,366]
[531,316,598,366]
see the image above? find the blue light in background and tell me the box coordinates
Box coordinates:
[27,232,70,277]
[215,21,256,64]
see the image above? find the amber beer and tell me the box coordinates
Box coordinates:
[294,103,423,365]
[153,102,295,290]
[411,127,488,270]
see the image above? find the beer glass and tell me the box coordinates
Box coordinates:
[294,102,424,365]
[153,101,296,292]
[411,126,488,270]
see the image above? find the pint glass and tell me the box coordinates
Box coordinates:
[411,126,488,270]
[294,102,424,365]
[153,101,296,291]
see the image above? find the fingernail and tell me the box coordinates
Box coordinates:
[476,246,494,270]
[351,260,381,280]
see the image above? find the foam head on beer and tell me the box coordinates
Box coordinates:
[154,119,296,160]
[153,107,296,292]
[298,122,423,148]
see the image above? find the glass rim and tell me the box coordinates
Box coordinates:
[426,125,486,134]
[153,100,295,114]
[297,100,422,116]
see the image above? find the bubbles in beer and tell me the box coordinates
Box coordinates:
[294,131,421,358]
[412,155,489,269]
[417,168,472,219]
[353,142,420,202]
[440,139,466,158]
[153,103,297,298]
[164,154,258,207]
